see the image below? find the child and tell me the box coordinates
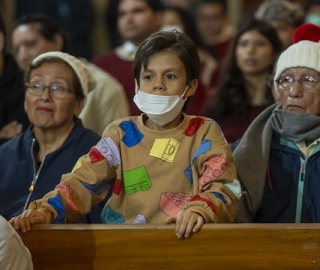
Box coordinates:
[10,30,241,239]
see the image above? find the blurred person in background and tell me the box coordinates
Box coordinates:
[161,5,219,116]
[12,14,130,136]
[0,11,29,145]
[93,0,164,116]
[207,18,282,143]
[194,0,234,63]
[15,0,96,59]
[305,0,320,27]
[254,0,305,50]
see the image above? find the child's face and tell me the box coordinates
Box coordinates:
[139,51,196,98]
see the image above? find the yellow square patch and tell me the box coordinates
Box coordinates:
[149,138,180,162]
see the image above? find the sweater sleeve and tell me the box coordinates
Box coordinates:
[182,121,241,223]
[28,123,120,223]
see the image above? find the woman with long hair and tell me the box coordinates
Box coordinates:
[207,17,282,143]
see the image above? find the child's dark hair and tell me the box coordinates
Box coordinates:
[133,30,200,86]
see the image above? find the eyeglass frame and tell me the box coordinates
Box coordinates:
[274,75,320,92]
[25,83,76,98]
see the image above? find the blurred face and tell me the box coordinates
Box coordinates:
[278,67,320,115]
[236,30,274,76]
[24,62,83,130]
[269,20,295,50]
[139,51,197,97]
[162,10,184,30]
[12,23,62,70]
[196,3,226,42]
[117,0,162,45]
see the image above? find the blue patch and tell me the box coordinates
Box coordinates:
[101,205,125,224]
[119,121,144,147]
[184,165,193,183]
[48,194,66,223]
[184,140,212,183]
[80,179,114,196]
[212,192,227,204]
[191,140,211,164]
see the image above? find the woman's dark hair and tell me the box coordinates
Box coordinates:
[24,58,84,101]
[13,14,70,53]
[134,30,200,86]
[208,17,282,122]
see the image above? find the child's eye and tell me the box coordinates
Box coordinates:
[166,74,176,79]
[144,75,153,80]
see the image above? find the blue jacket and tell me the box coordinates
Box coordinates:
[255,131,320,223]
[0,120,108,222]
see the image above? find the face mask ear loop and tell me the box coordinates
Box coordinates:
[181,85,189,101]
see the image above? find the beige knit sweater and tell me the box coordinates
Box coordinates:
[31,114,241,224]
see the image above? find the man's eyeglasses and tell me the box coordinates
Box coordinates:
[25,83,75,99]
[275,76,320,92]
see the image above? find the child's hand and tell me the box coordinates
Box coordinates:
[9,209,47,233]
[166,210,204,239]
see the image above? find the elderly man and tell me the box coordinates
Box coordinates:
[233,23,320,223]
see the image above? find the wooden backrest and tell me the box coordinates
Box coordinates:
[19,223,320,270]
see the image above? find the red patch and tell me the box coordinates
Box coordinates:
[190,195,216,213]
[113,179,123,195]
[89,147,105,163]
[183,118,204,137]
[55,181,79,211]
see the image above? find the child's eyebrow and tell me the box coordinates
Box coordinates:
[142,67,180,73]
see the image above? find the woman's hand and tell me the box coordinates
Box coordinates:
[9,209,47,233]
[166,210,204,239]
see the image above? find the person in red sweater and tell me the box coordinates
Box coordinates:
[92,0,164,116]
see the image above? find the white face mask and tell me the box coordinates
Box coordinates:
[133,80,188,126]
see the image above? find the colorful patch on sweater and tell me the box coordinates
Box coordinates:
[55,181,79,211]
[212,192,227,203]
[159,192,192,216]
[80,179,114,196]
[89,147,105,163]
[48,194,66,223]
[119,120,144,147]
[72,158,83,172]
[149,138,180,162]
[133,214,147,224]
[123,166,152,195]
[184,140,212,183]
[199,156,226,191]
[113,179,123,195]
[183,117,204,136]
[101,205,125,224]
[94,137,121,167]
[190,195,216,213]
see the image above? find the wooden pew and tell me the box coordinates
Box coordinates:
[19,223,320,270]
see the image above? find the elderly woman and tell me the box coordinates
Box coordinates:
[0,51,108,223]
[233,24,320,223]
